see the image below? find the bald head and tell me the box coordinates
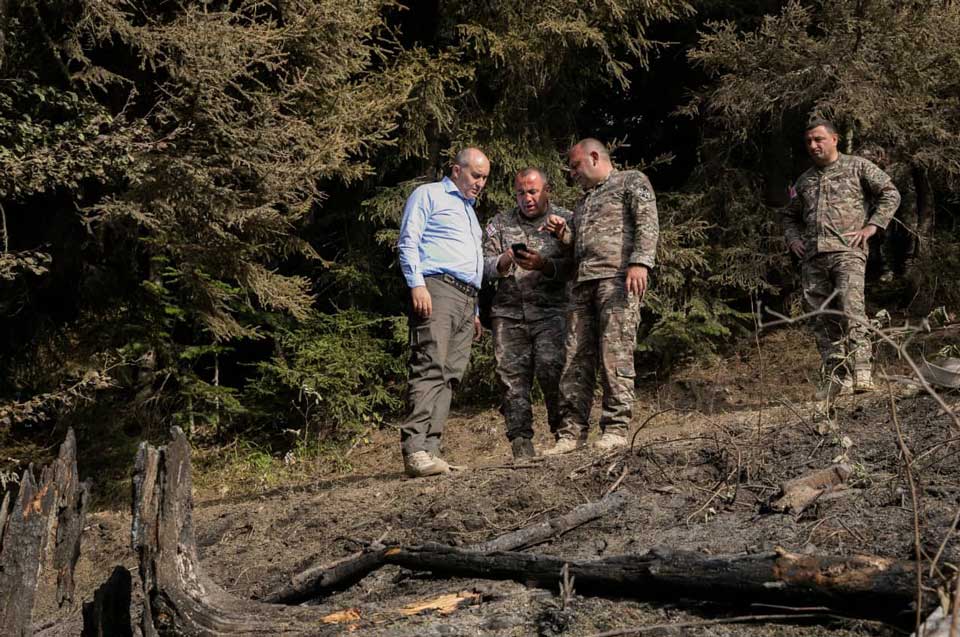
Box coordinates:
[572,138,610,161]
[568,138,613,189]
[450,147,490,200]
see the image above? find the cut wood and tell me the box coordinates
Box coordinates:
[770,464,852,514]
[0,428,89,637]
[262,489,628,604]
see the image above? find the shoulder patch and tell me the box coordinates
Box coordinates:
[484,221,496,237]
[635,185,654,202]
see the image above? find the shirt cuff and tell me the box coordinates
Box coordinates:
[405,272,426,288]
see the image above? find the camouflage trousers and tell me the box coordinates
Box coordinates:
[492,315,566,441]
[802,250,871,376]
[401,277,476,456]
[556,277,641,439]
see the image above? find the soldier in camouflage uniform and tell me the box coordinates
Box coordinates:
[483,168,574,458]
[541,138,659,454]
[783,120,900,399]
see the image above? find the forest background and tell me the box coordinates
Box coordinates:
[1,0,959,496]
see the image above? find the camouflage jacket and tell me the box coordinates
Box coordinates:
[783,154,901,257]
[561,169,659,282]
[483,204,574,321]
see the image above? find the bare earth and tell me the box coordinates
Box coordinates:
[45,328,960,636]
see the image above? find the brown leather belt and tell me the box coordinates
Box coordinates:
[426,273,479,297]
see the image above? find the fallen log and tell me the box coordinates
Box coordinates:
[0,429,89,637]
[770,464,852,514]
[263,490,629,604]
[381,544,925,624]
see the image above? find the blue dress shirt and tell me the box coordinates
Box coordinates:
[397,176,484,289]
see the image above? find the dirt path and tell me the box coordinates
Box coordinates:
[51,328,960,635]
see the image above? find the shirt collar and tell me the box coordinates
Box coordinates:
[442,176,476,205]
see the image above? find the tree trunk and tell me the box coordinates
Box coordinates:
[0,429,89,637]
[382,543,924,624]
[130,427,345,636]
[912,163,935,259]
[81,566,133,637]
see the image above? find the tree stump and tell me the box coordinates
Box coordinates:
[81,566,133,637]
[0,428,89,637]
[132,427,345,636]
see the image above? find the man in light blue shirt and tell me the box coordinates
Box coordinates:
[397,147,489,477]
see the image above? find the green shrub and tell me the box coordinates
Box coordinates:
[243,310,408,444]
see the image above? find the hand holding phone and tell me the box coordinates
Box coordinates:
[511,242,528,255]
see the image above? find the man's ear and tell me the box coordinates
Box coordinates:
[451,164,461,179]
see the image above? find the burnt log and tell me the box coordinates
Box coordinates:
[131,427,350,636]
[381,544,925,624]
[263,489,629,604]
[0,428,89,637]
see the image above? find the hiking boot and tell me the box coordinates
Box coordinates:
[594,432,628,451]
[404,451,449,477]
[511,437,536,459]
[542,437,584,456]
[854,370,876,393]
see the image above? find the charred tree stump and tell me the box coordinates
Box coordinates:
[81,566,133,637]
[132,427,349,636]
[263,490,629,604]
[0,428,90,637]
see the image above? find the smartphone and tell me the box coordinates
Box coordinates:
[511,242,528,255]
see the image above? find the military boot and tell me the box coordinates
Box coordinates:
[542,436,585,456]
[854,369,877,393]
[511,437,536,459]
[594,432,628,451]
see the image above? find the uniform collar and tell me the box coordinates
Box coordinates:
[441,176,476,205]
[586,168,617,193]
[513,202,552,225]
[815,153,846,174]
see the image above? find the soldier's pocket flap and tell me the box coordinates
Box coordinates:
[616,366,635,379]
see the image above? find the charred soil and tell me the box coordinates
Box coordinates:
[37,328,960,635]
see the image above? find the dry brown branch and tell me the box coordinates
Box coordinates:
[888,377,926,634]
[586,613,835,637]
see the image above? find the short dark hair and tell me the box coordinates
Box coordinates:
[572,138,610,160]
[805,119,838,136]
[515,166,548,187]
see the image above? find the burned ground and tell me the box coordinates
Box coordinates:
[35,327,960,635]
